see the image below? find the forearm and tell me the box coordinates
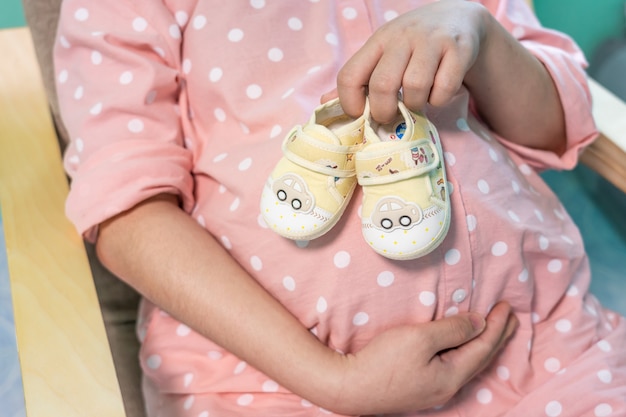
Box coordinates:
[94,194,518,415]
[96,194,341,407]
[464,7,566,154]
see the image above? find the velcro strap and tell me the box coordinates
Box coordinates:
[282,126,358,178]
[356,138,440,186]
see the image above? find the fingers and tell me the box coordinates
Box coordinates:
[426,42,474,107]
[338,39,418,123]
[338,46,469,123]
[336,43,382,120]
[420,311,487,354]
[336,7,481,122]
[366,42,412,123]
[320,88,338,104]
[400,50,438,113]
[439,302,518,384]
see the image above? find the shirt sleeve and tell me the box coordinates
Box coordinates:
[54,0,196,241]
[479,0,598,171]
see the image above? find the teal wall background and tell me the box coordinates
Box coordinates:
[0,0,26,29]
[535,0,624,61]
[1,0,623,59]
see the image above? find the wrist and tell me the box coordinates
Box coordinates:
[464,4,496,89]
[310,352,362,415]
[279,345,350,412]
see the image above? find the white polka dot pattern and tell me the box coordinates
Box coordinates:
[54,0,623,415]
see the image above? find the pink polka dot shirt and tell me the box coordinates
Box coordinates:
[55,0,626,416]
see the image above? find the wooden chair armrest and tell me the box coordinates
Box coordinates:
[0,27,126,417]
[580,78,626,194]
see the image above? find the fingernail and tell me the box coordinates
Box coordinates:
[469,313,486,332]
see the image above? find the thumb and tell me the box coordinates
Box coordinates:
[320,88,338,104]
[423,312,486,353]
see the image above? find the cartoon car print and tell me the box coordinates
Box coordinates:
[272,173,314,213]
[371,197,422,231]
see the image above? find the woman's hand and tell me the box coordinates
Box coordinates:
[323,302,518,415]
[333,0,489,123]
[98,195,518,416]
[329,0,566,152]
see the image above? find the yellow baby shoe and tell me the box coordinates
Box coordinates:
[260,98,366,240]
[356,101,450,260]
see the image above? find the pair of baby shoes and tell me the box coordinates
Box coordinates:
[260,98,450,261]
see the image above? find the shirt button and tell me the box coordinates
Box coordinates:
[452,289,467,303]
